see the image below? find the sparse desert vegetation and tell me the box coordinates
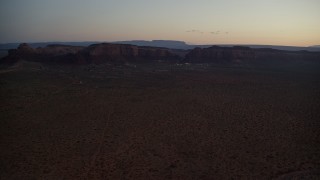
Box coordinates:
[1,62,320,179]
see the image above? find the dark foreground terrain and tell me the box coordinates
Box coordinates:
[1,62,320,179]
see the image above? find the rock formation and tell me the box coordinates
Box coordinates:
[1,43,319,65]
[77,43,179,64]
[1,43,179,64]
[184,46,320,63]
[184,46,255,63]
[2,43,84,63]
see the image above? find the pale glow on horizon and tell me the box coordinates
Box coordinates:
[0,0,319,46]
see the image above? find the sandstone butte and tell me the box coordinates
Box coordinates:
[1,43,179,64]
[184,46,320,63]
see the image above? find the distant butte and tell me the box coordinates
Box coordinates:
[184,46,320,63]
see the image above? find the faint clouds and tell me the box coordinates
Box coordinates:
[186,30,229,35]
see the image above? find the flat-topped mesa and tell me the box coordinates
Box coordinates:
[2,43,319,65]
[74,43,179,64]
[78,43,137,63]
[184,45,320,63]
[1,43,180,64]
[184,46,256,63]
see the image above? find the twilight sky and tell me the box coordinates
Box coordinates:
[0,0,319,46]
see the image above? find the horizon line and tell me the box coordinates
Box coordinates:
[0,40,319,48]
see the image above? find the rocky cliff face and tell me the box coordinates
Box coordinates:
[185,46,256,63]
[2,43,319,65]
[184,46,320,63]
[1,43,179,64]
[77,43,179,64]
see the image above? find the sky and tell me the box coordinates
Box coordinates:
[0,0,319,46]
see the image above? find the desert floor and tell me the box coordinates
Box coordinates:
[1,62,319,179]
